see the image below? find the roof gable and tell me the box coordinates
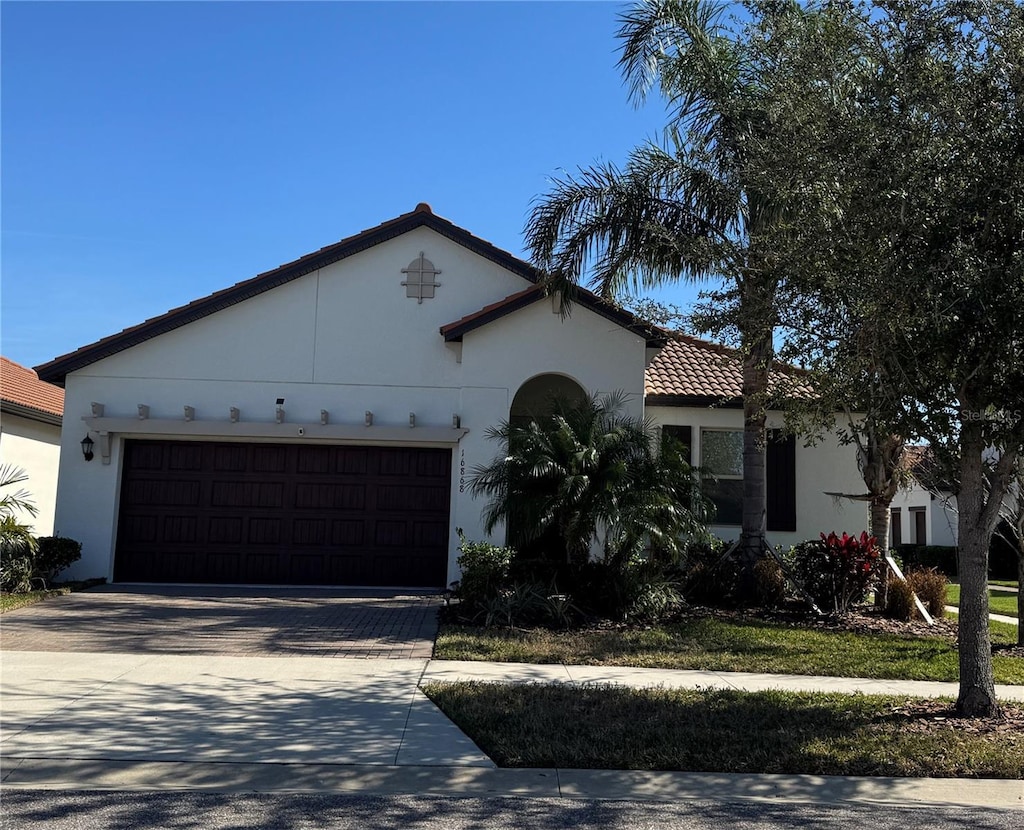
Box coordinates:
[35,203,545,385]
[440,286,665,347]
[1,357,64,425]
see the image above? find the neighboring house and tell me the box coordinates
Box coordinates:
[36,204,866,587]
[889,445,959,548]
[1,357,65,535]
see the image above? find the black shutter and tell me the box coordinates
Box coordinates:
[766,430,796,532]
[661,425,692,464]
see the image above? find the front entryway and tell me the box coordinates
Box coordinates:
[114,440,452,587]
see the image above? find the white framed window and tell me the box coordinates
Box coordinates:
[701,428,743,526]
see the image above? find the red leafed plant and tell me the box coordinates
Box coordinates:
[791,531,881,616]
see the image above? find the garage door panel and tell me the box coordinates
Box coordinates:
[331,520,364,546]
[248,517,281,544]
[294,482,366,510]
[211,481,285,508]
[162,516,198,544]
[116,440,450,586]
[253,446,288,473]
[214,445,248,471]
[209,516,244,544]
[168,443,204,470]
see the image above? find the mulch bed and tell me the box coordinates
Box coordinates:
[882,698,1024,733]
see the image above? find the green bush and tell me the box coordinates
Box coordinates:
[34,536,83,583]
[680,538,739,606]
[906,567,948,619]
[753,557,787,609]
[790,532,881,616]
[452,530,514,617]
[885,578,918,621]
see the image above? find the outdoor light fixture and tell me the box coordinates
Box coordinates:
[320,410,329,425]
[409,412,416,428]
[81,434,95,462]
[275,406,285,424]
[365,411,373,427]
[137,404,149,420]
[452,414,461,429]
[230,407,240,423]
[184,406,195,422]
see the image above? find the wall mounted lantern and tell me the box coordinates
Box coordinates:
[81,434,95,462]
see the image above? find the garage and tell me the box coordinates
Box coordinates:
[114,440,452,587]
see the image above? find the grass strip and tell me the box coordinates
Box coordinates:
[436,618,1024,685]
[0,580,105,613]
[946,585,1019,619]
[423,681,1024,779]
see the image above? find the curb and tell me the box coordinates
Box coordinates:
[2,759,1022,810]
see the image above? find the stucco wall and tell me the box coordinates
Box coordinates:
[0,414,61,536]
[53,227,648,584]
[647,406,868,548]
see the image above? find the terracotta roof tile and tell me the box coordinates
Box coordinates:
[644,335,812,403]
[1,357,64,420]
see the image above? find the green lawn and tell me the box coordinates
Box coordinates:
[436,617,1024,684]
[946,585,1019,618]
[423,682,1024,779]
[991,580,1019,589]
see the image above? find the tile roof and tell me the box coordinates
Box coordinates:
[35,203,547,385]
[1,357,64,423]
[440,286,665,346]
[644,335,812,405]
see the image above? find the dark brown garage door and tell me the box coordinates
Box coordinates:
[114,440,452,587]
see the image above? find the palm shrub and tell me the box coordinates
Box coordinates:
[469,392,711,571]
[0,465,39,593]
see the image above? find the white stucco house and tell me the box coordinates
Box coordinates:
[1,357,65,536]
[36,204,867,587]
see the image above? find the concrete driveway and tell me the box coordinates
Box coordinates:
[0,586,493,777]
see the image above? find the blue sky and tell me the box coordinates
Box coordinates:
[2,1,707,371]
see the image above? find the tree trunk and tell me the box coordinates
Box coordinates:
[1017,550,1023,647]
[740,329,772,581]
[955,419,1000,718]
[869,496,892,608]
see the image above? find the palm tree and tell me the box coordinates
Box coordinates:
[525,0,825,573]
[468,392,709,569]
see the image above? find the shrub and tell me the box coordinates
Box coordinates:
[906,567,948,619]
[452,531,514,616]
[897,545,958,577]
[753,557,787,609]
[790,532,881,616]
[1,515,38,594]
[680,538,740,606]
[886,577,918,621]
[34,536,83,583]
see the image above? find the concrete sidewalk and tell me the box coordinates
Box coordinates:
[946,605,1019,626]
[421,659,1024,701]
[3,652,1022,809]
